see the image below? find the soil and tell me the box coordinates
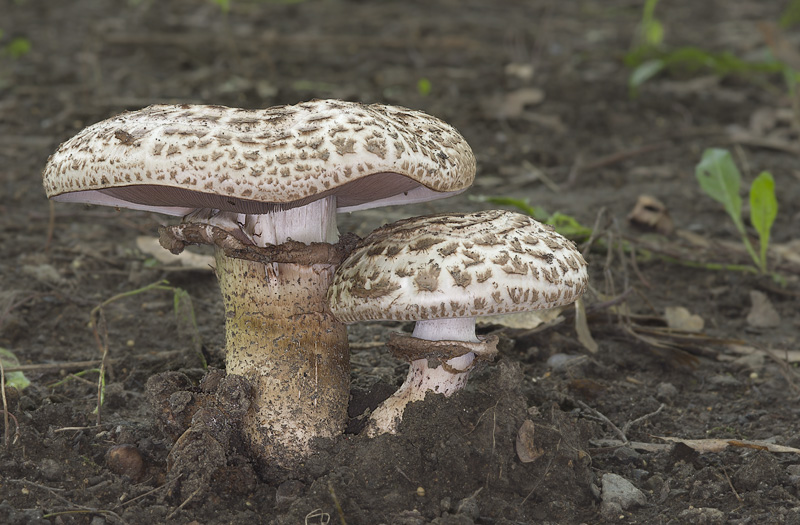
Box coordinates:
[1,0,800,523]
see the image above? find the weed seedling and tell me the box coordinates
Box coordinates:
[0,347,30,390]
[85,280,206,423]
[470,195,593,242]
[695,148,778,275]
[624,0,791,98]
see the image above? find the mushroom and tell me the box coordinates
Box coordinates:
[42,100,475,467]
[328,210,588,435]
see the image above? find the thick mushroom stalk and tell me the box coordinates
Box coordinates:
[196,197,349,467]
[367,317,497,436]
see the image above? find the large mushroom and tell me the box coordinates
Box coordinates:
[42,100,475,467]
[328,210,588,435]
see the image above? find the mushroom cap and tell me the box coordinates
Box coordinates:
[42,100,476,216]
[328,210,588,323]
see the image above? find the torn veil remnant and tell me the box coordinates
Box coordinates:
[42,100,476,470]
[328,210,589,436]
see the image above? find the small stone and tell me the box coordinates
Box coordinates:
[707,374,741,388]
[106,444,145,481]
[600,500,623,520]
[655,382,678,401]
[601,473,647,510]
[676,507,725,525]
[39,458,63,482]
[455,494,480,520]
[613,446,640,464]
[275,479,305,508]
[746,290,780,328]
[546,353,584,372]
[433,514,475,525]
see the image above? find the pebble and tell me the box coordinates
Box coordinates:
[707,374,741,388]
[275,479,305,508]
[39,458,62,482]
[601,473,647,512]
[455,494,480,520]
[655,382,678,401]
[105,444,145,481]
[546,353,585,373]
[676,507,725,525]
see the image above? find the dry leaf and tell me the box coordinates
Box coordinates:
[772,239,800,266]
[627,194,674,235]
[504,62,535,80]
[727,343,800,363]
[516,420,543,463]
[655,436,800,454]
[498,87,545,118]
[664,306,704,333]
[136,236,214,270]
[480,307,562,330]
[746,290,780,328]
[575,298,598,353]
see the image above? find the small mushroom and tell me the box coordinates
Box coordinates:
[42,100,475,468]
[328,210,588,435]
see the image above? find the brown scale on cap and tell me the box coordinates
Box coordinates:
[328,209,589,324]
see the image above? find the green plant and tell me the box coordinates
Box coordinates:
[624,1,793,97]
[417,78,432,96]
[0,30,31,59]
[780,0,800,28]
[48,368,105,413]
[469,195,593,242]
[91,280,206,368]
[0,347,30,390]
[695,148,778,275]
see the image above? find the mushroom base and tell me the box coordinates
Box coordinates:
[214,249,349,471]
[367,352,475,437]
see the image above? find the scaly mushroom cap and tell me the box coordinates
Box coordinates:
[42,100,476,216]
[328,210,588,323]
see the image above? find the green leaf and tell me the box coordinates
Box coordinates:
[781,0,800,28]
[6,37,30,59]
[417,78,432,97]
[695,148,745,234]
[641,0,664,47]
[749,171,777,271]
[468,195,546,220]
[629,59,665,96]
[0,347,30,390]
[173,288,206,368]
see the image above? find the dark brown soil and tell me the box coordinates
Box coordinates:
[2,0,800,523]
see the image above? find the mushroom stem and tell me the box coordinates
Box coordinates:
[367,352,475,437]
[412,316,479,343]
[213,197,349,469]
[367,317,483,437]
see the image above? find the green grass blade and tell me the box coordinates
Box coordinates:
[173,288,207,369]
[750,171,777,272]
